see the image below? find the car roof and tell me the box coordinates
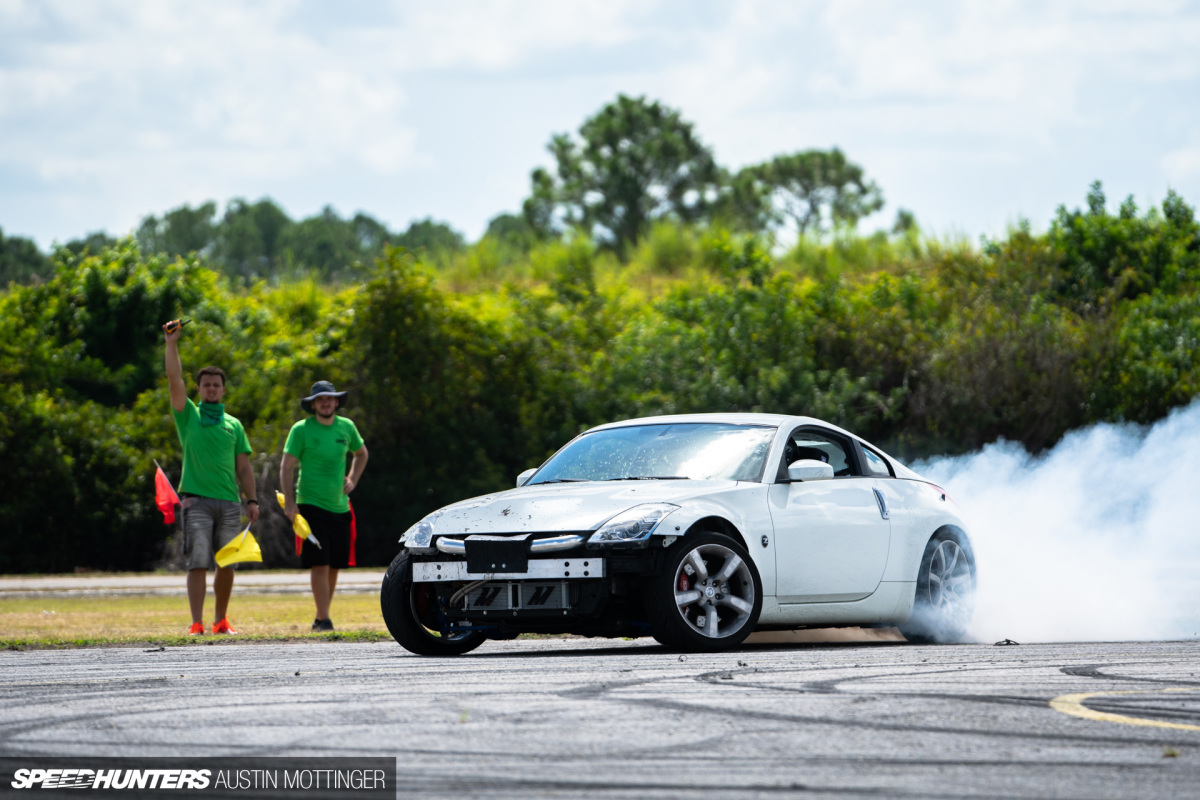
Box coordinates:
[587,412,824,432]
[582,412,919,478]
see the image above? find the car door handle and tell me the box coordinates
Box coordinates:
[872,488,889,520]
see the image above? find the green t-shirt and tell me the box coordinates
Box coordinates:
[172,399,252,502]
[284,416,364,514]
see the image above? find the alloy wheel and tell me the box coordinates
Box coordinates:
[671,542,757,639]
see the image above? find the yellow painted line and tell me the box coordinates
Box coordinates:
[1050,688,1200,732]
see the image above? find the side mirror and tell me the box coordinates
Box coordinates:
[787,459,834,482]
[516,468,537,488]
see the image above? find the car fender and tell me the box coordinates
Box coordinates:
[649,486,776,598]
[869,478,971,583]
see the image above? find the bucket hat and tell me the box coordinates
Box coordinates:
[301,380,348,414]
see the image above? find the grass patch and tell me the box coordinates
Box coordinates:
[0,593,390,649]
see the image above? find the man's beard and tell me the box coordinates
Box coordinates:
[317,409,335,420]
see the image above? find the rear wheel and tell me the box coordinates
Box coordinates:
[646,532,762,651]
[900,532,975,643]
[380,550,486,656]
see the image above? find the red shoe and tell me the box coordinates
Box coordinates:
[188,621,205,636]
[211,618,237,635]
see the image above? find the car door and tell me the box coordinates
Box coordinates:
[768,426,892,602]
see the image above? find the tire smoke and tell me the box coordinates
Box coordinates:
[915,400,1200,643]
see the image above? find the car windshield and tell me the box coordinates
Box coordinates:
[529,423,776,484]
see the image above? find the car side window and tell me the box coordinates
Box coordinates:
[778,428,856,479]
[861,446,893,477]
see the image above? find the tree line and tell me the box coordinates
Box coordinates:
[1,204,466,287]
[4,95,891,286]
[1,95,1197,574]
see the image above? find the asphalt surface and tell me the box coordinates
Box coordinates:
[1,637,1197,798]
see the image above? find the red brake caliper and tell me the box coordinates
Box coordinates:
[678,573,691,592]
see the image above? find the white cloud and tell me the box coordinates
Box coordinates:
[394,0,651,71]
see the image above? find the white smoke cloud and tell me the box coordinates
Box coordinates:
[916,399,1200,643]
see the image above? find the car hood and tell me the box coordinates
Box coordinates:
[432,480,742,535]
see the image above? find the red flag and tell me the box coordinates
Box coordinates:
[155,465,181,524]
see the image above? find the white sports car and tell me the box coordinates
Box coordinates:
[381,414,975,654]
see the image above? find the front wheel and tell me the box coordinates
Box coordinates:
[380,550,486,656]
[900,532,975,643]
[645,531,763,651]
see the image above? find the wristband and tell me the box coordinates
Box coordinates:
[246,499,259,505]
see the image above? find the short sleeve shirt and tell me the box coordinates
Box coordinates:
[172,399,252,502]
[284,416,365,514]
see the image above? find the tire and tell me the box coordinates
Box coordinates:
[900,531,976,644]
[380,550,486,656]
[645,531,763,652]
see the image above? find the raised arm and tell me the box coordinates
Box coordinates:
[163,325,187,413]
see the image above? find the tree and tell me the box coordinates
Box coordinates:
[892,209,917,235]
[212,198,292,282]
[351,212,393,258]
[395,218,464,255]
[62,231,119,259]
[280,206,366,281]
[710,168,775,234]
[0,227,51,285]
[483,212,539,252]
[136,201,218,258]
[524,94,721,259]
[1049,182,1200,312]
[6,241,210,406]
[342,250,538,564]
[739,149,884,237]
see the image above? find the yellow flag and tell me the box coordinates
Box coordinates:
[215,526,263,568]
[276,491,320,548]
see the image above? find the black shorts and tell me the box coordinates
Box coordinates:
[299,504,353,569]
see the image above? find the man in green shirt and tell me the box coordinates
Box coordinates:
[281,381,369,631]
[164,322,259,635]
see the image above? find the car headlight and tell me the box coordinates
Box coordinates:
[401,511,443,548]
[588,503,679,545]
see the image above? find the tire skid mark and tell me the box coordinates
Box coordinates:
[1088,699,1200,723]
[743,659,1081,695]
[569,684,1193,747]
[554,659,1196,745]
[557,672,687,700]
[0,664,423,689]
[1,741,406,758]
[388,770,1124,799]
[1061,664,1200,687]
[696,662,1075,699]
[399,750,1177,770]
[696,671,1076,713]
[708,671,1074,713]
[0,696,394,749]
[4,739,295,758]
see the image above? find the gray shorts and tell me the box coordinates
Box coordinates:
[182,496,243,570]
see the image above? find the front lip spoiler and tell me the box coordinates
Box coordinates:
[436,534,586,555]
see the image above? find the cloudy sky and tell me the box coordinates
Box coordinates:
[3,0,1199,250]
